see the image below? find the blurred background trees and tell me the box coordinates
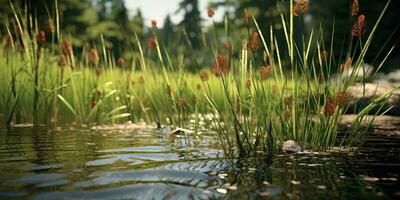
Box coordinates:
[0,0,398,72]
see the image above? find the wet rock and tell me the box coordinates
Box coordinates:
[170,128,194,135]
[282,140,301,153]
[346,82,400,116]
[342,63,374,79]
[10,123,35,128]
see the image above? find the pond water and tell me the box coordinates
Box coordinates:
[0,124,399,200]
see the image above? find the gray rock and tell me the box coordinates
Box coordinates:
[342,63,374,79]
[346,82,400,115]
[386,70,400,82]
[282,140,301,153]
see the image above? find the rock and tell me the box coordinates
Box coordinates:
[10,123,35,128]
[346,82,400,115]
[386,70,400,82]
[342,63,374,79]
[282,140,301,153]
[170,128,194,135]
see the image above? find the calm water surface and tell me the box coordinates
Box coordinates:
[0,125,399,199]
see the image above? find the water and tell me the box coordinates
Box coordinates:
[0,124,399,200]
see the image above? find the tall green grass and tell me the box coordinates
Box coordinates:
[0,0,397,157]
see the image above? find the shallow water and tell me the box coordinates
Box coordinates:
[0,125,399,200]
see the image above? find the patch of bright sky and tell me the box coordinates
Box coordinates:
[124,0,224,27]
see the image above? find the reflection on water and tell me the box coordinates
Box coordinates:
[0,126,399,199]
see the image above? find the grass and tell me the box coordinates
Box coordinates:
[0,0,397,157]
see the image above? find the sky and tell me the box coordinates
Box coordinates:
[124,0,223,27]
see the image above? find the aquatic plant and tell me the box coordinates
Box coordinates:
[0,0,397,158]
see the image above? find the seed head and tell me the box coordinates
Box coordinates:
[324,97,336,116]
[4,35,14,48]
[147,37,157,49]
[352,15,367,37]
[61,41,72,56]
[197,83,203,90]
[243,8,250,25]
[199,71,209,81]
[259,65,272,80]
[117,57,126,66]
[89,48,100,66]
[176,97,188,107]
[207,8,215,18]
[320,50,329,62]
[351,0,359,16]
[336,91,349,107]
[151,20,157,27]
[248,31,260,52]
[339,58,352,74]
[95,67,101,77]
[37,31,46,46]
[222,42,231,50]
[166,84,172,96]
[211,54,229,77]
[91,100,97,108]
[45,18,55,33]
[246,79,252,89]
[191,94,198,104]
[293,0,309,16]
[58,54,67,68]
[138,75,145,84]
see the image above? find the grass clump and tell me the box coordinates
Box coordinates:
[0,0,397,157]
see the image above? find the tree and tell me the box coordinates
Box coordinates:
[162,15,175,46]
[177,0,202,49]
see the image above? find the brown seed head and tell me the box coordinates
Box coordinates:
[37,31,46,45]
[45,18,55,33]
[259,65,272,80]
[138,75,145,84]
[336,91,349,107]
[285,96,293,108]
[243,8,250,25]
[211,54,229,77]
[89,48,100,65]
[151,20,157,27]
[61,41,72,56]
[339,57,352,74]
[199,71,209,81]
[176,97,188,107]
[248,31,260,52]
[222,42,231,50]
[58,54,67,68]
[352,15,367,37]
[15,26,22,35]
[117,57,126,66]
[4,35,14,48]
[246,79,252,89]
[166,84,172,96]
[91,100,97,108]
[95,67,101,77]
[207,8,215,18]
[148,37,157,49]
[197,83,203,90]
[293,0,309,16]
[320,50,329,62]
[324,96,336,116]
[191,94,198,104]
[351,0,359,16]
